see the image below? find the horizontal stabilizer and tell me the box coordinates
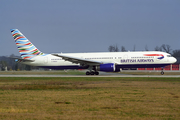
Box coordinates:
[10,57,35,62]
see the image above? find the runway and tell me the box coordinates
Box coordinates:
[0,74,180,77]
[0,70,180,77]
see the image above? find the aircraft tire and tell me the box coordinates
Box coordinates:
[86,71,90,75]
[95,72,99,75]
[161,71,164,75]
[90,71,94,75]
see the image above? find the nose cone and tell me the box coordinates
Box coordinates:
[171,57,177,63]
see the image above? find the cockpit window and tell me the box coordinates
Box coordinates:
[167,55,172,57]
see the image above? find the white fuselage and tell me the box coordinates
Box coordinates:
[23,51,177,70]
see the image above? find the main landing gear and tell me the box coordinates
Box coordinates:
[86,71,99,75]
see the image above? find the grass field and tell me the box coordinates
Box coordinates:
[0,77,180,120]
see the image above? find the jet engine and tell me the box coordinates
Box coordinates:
[95,63,120,72]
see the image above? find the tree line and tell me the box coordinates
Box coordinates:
[0,54,37,71]
[108,44,180,57]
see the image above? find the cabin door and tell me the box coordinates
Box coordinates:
[44,57,48,63]
[123,54,128,59]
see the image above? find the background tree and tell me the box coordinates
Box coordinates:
[172,49,180,57]
[0,61,8,71]
[108,44,119,52]
[154,46,162,51]
[121,46,126,52]
[161,44,171,53]
[145,45,149,51]
[133,45,136,51]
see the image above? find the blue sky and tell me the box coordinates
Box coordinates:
[0,0,180,56]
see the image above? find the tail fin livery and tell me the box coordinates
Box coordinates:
[10,29,44,59]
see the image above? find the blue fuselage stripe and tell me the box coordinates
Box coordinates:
[37,64,170,70]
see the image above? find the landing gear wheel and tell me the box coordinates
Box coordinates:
[86,71,99,75]
[161,68,164,75]
[95,71,99,75]
[161,71,164,75]
[86,71,90,75]
[90,71,94,75]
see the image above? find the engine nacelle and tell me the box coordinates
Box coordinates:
[96,63,120,72]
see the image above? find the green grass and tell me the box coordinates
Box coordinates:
[0,77,180,119]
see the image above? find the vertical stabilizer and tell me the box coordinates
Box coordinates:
[11,29,44,59]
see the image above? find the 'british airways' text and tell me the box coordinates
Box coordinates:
[121,59,154,63]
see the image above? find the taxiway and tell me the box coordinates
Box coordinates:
[0,74,180,77]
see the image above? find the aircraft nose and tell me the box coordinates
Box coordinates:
[172,57,177,63]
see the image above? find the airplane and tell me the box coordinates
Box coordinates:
[10,29,177,75]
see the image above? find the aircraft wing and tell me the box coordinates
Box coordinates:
[52,54,103,66]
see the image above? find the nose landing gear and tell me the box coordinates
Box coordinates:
[161,68,164,75]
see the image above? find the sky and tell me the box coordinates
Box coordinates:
[0,0,180,56]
